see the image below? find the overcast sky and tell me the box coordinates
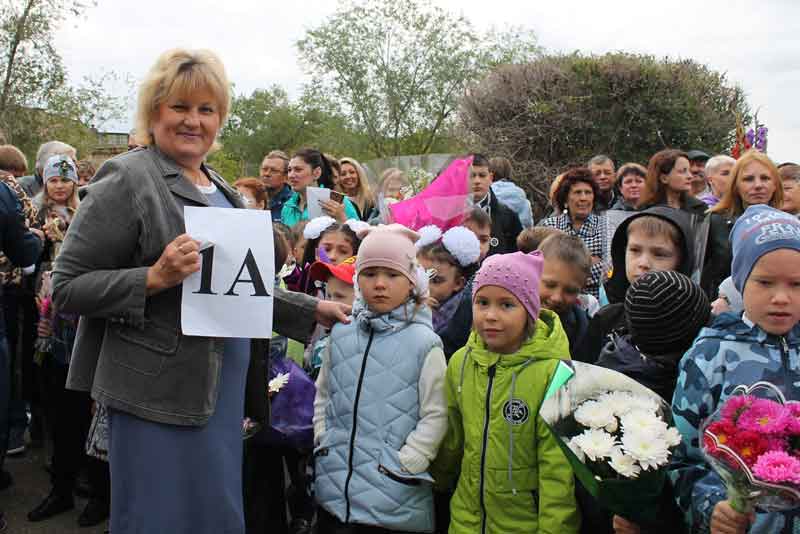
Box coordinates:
[55,0,799,163]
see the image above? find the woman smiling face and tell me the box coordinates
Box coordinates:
[339,163,360,194]
[151,88,221,169]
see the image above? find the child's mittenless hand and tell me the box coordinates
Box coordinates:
[320,199,346,222]
[710,501,753,534]
[426,296,439,309]
[37,316,52,338]
[711,296,730,315]
[612,516,640,534]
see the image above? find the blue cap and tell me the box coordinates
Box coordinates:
[730,205,800,292]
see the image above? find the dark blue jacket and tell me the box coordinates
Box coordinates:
[438,280,473,360]
[0,181,42,280]
[558,303,589,360]
[0,181,42,339]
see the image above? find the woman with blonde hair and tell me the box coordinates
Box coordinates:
[701,150,784,297]
[52,48,348,533]
[338,156,374,220]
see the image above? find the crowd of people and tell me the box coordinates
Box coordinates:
[0,47,797,534]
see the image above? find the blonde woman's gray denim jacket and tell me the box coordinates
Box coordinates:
[52,146,317,427]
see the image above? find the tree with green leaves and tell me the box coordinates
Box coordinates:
[0,0,128,160]
[459,52,751,216]
[217,85,374,176]
[296,0,539,158]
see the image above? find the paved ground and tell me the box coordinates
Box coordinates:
[2,448,106,534]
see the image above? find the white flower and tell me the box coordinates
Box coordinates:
[596,391,637,417]
[608,447,641,479]
[575,400,617,431]
[620,409,668,437]
[621,432,671,470]
[566,437,585,462]
[630,395,660,414]
[572,428,616,462]
[268,372,290,394]
[662,426,682,448]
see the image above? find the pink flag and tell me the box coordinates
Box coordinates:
[389,156,473,231]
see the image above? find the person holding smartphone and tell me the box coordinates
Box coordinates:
[281,149,359,227]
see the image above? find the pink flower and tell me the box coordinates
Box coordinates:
[752,451,800,485]
[720,395,754,423]
[786,403,800,434]
[737,399,791,435]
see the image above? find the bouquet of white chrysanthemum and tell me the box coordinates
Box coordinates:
[539,361,681,524]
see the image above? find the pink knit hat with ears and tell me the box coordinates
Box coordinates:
[355,224,421,286]
[472,251,544,321]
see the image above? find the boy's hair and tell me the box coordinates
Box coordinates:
[463,207,491,228]
[291,220,308,242]
[470,153,490,168]
[537,233,592,280]
[273,221,294,248]
[489,157,512,182]
[517,226,564,254]
[627,216,682,259]
[0,144,28,174]
[273,227,289,272]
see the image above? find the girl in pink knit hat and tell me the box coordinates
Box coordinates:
[431,251,579,534]
[313,224,448,533]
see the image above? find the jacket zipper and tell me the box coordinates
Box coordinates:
[479,364,497,534]
[780,336,790,369]
[343,327,375,524]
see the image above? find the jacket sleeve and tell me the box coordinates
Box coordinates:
[343,198,360,221]
[273,287,317,343]
[399,345,448,474]
[312,341,333,446]
[52,159,150,323]
[536,411,580,534]
[669,340,726,534]
[429,349,466,491]
[0,182,41,267]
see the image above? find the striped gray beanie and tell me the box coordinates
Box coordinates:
[625,271,710,356]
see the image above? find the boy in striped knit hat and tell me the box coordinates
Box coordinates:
[591,270,710,534]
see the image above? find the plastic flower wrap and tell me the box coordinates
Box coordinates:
[258,357,315,450]
[539,361,681,524]
[701,381,800,514]
[388,157,473,231]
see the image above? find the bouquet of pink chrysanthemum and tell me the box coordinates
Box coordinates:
[702,381,800,514]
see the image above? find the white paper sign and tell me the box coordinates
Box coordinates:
[181,206,275,338]
[306,186,331,219]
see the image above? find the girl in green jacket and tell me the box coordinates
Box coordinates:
[431,250,580,534]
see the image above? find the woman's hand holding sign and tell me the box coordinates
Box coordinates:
[147,233,202,295]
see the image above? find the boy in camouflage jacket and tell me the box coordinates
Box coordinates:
[670,206,800,534]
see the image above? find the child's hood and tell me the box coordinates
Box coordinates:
[604,206,696,304]
[351,296,433,333]
[466,308,571,368]
[697,311,800,346]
